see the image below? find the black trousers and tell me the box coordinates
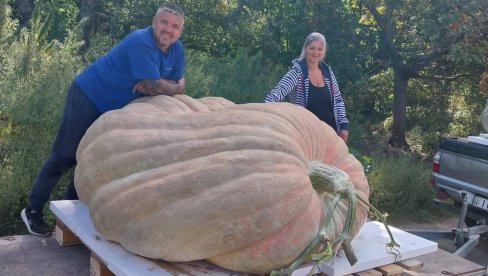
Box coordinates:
[28,81,101,213]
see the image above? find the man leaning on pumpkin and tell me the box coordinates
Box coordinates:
[21,2,186,237]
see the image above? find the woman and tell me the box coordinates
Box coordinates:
[265,32,349,142]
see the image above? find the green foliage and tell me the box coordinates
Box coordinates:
[45,0,78,41]
[185,50,284,103]
[0,50,81,234]
[0,5,84,235]
[105,0,160,39]
[406,126,440,155]
[367,153,436,221]
[353,0,488,147]
[448,95,479,136]
[79,23,116,63]
[0,0,17,42]
[350,69,394,122]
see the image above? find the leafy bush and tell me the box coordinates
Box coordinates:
[185,50,284,103]
[367,153,436,222]
[0,15,84,235]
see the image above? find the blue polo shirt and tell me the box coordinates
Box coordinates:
[75,27,185,113]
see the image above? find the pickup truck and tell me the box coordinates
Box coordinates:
[431,135,488,225]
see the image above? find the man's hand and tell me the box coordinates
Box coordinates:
[132,78,185,96]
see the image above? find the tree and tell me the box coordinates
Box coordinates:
[13,0,34,26]
[356,0,488,149]
[76,0,108,51]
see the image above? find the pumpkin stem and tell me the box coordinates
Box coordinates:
[309,161,400,253]
[308,161,358,265]
[310,161,400,253]
[270,162,360,275]
[356,195,400,249]
[270,193,342,276]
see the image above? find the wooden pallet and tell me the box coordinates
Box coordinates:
[54,222,426,276]
[49,200,484,276]
[343,259,423,276]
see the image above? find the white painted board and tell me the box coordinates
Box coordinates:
[50,200,437,276]
[50,200,235,275]
[292,221,438,276]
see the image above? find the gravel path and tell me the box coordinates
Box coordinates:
[391,212,488,268]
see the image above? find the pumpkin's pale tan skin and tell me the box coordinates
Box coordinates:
[75,95,369,274]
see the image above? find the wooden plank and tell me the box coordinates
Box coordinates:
[396,259,423,271]
[54,219,81,246]
[413,250,486,276]
[90,253,114,276]
[353,268,383,275]
[375,263,404,275]
[401,270,420,276]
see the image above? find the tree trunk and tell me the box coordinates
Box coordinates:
[77,0,100,19]
[390,69,409,149]
[14,0,33,26]
[77,0,106,52]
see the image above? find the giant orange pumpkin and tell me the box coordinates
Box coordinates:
[74,94,369,274]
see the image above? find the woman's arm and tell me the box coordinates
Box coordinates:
[265,70,299,102]
[328,67,349,131]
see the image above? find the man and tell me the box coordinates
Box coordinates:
[21,2,185,236]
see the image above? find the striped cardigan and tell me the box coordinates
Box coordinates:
[264,59,349,132]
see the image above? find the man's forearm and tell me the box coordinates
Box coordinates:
[154,79,184,95]
[136,78,184,96]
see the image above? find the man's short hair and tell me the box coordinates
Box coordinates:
[158,3,184,18]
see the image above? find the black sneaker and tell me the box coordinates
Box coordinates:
[21,208,52,237]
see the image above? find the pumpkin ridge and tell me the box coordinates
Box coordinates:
[87,149,311,214]
[81,112,307,143]
[76,146,309,204]
[89,171,314,260]
[84,149,310,216]
[91,166,311,225]
[132,94,212,114]
[208,190,324,273]
[82,130,306,161]
[77,135,307,188]
[230,103,324,156]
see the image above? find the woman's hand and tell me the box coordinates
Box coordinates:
[338,130,349,143]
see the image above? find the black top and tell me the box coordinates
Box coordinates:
[307,83,337,130]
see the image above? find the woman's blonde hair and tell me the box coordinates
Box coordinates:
[299,32,327,61]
